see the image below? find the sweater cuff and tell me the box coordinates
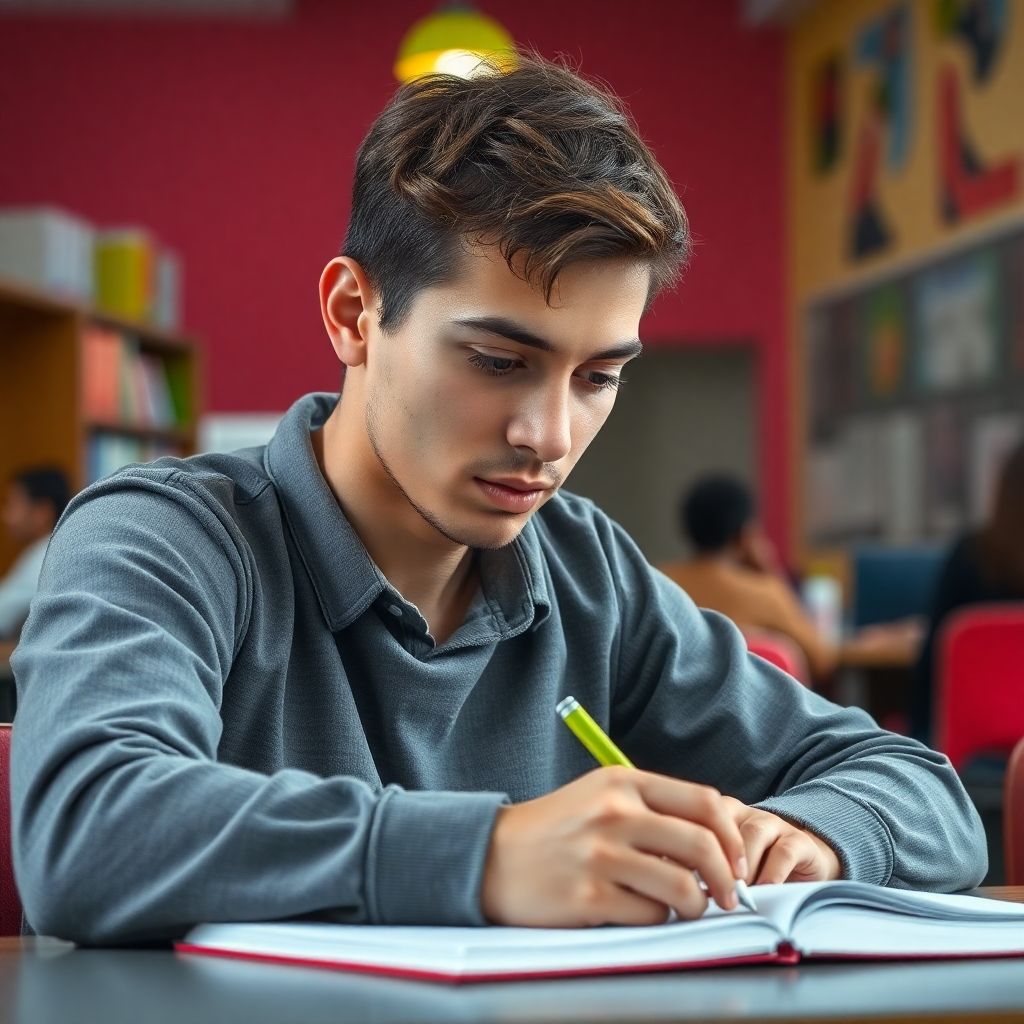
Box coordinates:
[755,782,895,886]
[367,788,508,925]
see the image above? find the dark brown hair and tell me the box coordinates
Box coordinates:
[342,53,691,332]
[979,438,1024,590]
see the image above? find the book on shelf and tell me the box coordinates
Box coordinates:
[82,325,181,429]
[93,229,183,328]
[82,325,122,422]
[0,206,95,301]
[87,435,179,484]
[177,881,1024,984]
[94,229,153,322]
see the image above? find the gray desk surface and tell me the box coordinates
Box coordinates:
[2,889,1024,1024]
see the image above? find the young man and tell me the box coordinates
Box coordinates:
[12,57,985,944]
[0,467,70,641]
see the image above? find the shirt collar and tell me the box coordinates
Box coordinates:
[265,393,550,637]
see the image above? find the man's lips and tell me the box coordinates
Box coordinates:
[480,476,552,492]
[474,476,551,512]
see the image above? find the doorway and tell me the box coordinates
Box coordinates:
[566,344,757,563]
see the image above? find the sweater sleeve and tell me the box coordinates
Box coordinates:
[598,517,987,892]
[10,475,505,944]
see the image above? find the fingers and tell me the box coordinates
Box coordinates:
[634,771,748,880]
[573,876,674,927]
[754,833,807,885]
[608,845,710,920]
[629,814,739,911]
[735,812,781,884]
[731,804,840,885]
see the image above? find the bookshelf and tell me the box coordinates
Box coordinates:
[0,276,202,575]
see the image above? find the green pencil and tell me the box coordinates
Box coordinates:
[556,694,757,913]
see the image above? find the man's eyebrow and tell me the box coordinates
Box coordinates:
[452,316,643,361]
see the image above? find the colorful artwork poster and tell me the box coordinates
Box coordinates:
[934,0,1011,88]
[935,1,1019,224]
[859,282,909,401]
[913,247,1003,392]
[847,3,912,261]
[924,402,968,535]
[812,52,843,176]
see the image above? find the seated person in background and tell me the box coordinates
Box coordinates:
[660,475,838,681]
[0,467,70,643]
[910,438,1024,744]
[12,56,985,946]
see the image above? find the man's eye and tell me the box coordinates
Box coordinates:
[581,371,623,392]
[468,353,519,376]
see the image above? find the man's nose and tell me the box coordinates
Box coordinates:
[505,382,573,465]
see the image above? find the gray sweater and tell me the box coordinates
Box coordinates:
[11,394,987,944]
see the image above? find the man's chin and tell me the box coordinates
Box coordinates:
[452,516,532,551]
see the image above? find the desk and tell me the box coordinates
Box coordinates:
[838,620,923,671]
[2,890,1023,1024]
[832,621,925,735]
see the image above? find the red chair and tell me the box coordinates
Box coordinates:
[1006,737,1024,886]
[746,632,811,687]
[934,604,1024,772]
[0,723,22,935]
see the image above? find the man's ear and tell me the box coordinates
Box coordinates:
[320,256,376,368]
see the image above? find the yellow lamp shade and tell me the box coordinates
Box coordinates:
[395,6,516,83]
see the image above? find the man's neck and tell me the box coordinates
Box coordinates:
[311,404,479,644]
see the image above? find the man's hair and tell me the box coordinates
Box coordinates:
[343,53,691,332]
[681,475,754,553]
[13,466,71,523]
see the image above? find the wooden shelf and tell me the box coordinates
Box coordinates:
[84,420,194,445]
[0,276,203,575]
[0,275,196,350]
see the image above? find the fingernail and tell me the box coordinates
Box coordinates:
[737,856,749,879]
[725,891,738,910]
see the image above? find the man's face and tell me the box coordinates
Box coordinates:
[357,247,650,550]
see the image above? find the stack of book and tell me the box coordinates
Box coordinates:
[0,207,95,302]
[0,207,182,328]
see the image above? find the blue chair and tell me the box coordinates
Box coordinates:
[851,545,945,628]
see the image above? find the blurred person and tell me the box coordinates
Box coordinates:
[910,438,1024,743]
[660,475,839,680]
[10,55,985,946]
[0,467,70,641]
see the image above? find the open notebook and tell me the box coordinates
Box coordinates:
[177,882,1024,983]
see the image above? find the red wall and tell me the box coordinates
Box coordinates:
[0,0,787,547]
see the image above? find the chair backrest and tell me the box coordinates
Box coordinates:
[1006,737,1024,886]
[0,724,22,935]
[746,632,811,687]
[934,604,1024,771]
[852,544,945,628]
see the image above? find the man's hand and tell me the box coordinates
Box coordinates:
[722,797,842,884]
[737,524,783,577]
[481,767,749,927]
